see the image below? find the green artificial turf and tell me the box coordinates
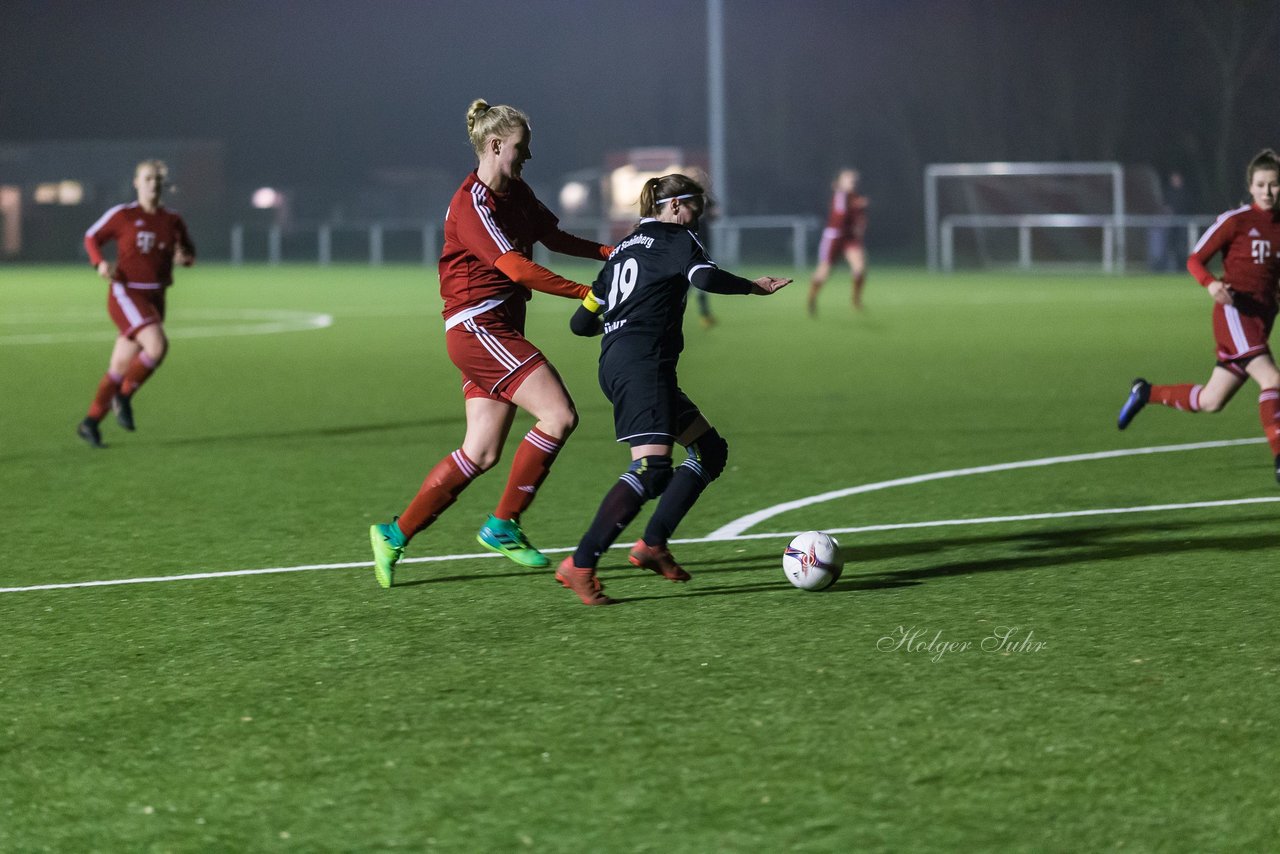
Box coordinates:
[2,264,1278,852]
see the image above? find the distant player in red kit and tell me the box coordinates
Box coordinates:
[368,100,613,587]
[77,159,195,448]
[808,168,868,316]
[1118,148,1280,483]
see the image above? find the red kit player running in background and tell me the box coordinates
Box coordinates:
[77,159,195,448]
[807,168,868,316]
[368,100,613,588]
[1118,148,1280,483]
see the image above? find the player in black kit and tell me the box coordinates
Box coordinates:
[557,173,791,605]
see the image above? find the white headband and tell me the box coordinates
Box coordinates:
[655,193,701,205]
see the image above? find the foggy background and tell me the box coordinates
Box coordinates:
[1,0,1276,262]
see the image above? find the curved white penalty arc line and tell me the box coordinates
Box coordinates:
[3,495,1278,594]
[0,310,333,345]
[706,438,1270,540]
[168,315,334,340]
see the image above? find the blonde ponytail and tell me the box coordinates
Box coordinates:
[466,99,530,157]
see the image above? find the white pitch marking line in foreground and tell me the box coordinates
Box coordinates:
[3,496,1278,594]
[707,437,1269,539]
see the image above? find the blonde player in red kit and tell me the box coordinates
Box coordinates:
[77,159,195,448]
[808,168,868,315]
[1118,148,1280,483]
[368,100,612,587]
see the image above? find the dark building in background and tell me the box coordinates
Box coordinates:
[0,140,225,262]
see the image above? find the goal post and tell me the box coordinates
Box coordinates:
[925,162,1127,272]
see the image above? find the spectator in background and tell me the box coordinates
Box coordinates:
[1148,170,1191,273]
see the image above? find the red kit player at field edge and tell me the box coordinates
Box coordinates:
[1118,148,1280,484]
[77,159,195,448]
[367,99,613,589]
[808,167,868,315]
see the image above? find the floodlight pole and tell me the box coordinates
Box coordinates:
[707,0,727,217]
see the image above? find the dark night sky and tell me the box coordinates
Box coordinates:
[3,0,1277,251]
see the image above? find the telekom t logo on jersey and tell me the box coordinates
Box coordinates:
[1252,239,1272,265]
[136,231,157,253]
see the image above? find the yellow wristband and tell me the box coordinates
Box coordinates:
[582,292,602,313]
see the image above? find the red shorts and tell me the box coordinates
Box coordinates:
[817,228,862,265]
[446,313,547,403]
[107,283,166,339]
[1213,302,1275,375]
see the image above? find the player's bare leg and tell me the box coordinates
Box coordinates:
[1194,366,1249,413]
[108,334,143,377]
[112,323,169,431]
[459,395,518,471]
[847,246,867,310]
[507,363,577,443]
[808,260,831,317]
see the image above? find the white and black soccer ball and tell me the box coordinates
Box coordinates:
[782,531,844,591]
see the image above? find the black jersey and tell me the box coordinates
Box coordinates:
[591,219,720,360]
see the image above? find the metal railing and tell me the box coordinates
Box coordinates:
[230,221,440,266]
[230,214,822,269]
[939,213,1215,273]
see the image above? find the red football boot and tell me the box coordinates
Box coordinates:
[628,540,691,582]
[555,558,616,606]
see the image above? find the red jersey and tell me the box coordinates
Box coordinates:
[825,190,868,240]
[439,172,560,324]
[1188,204,1280,310]
[84,202,195,290]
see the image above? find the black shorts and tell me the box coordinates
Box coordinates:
[599,337,701,447]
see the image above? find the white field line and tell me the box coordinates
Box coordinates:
[0,309,332,345]
[707,438,1269,539]
[2,496,1277,594]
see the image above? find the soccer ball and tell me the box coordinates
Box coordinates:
[782,531,844,591]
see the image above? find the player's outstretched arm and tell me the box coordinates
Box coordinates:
[494,251,591,300]
[691,267,754,295]
[540,228,613,261]
[750,276,792,295]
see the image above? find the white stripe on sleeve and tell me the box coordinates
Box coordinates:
[470,184,513,254]
[1192,205,1249,254]
[86,204,127,238]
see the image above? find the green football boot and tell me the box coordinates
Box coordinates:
[476,514,550,568]
[370,522,406,589]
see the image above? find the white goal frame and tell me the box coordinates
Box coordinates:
[925,162,1127,273]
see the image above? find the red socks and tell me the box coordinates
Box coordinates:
[86,371,123,421]
[1147,384,1279,456]
[397,450,480,540]
[120,351,161,397]
[395,429,563,543]
[1150,383,1201,412]
[1260,389,1280,456]
[495,428,563,521]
